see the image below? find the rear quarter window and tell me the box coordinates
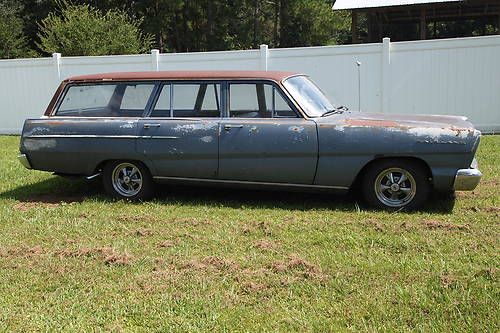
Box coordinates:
[56,83,154,117]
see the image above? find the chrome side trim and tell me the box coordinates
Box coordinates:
[153,176,349,190]
[85,173,101,180]
[453,168,482,191]
[24,135,179,139]
[25,134,138,139]
[18,154,32,169]
[148,136,179,139]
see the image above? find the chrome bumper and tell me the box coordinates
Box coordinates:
[18,154,32,169]
[453,162,482,191]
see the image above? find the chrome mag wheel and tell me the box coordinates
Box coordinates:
[374,167,417,208]
[111,162,143,197]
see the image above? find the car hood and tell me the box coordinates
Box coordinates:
[315,111,479,138]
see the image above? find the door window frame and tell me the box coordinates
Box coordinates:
[145,80,224,119]
[224,80,301,119]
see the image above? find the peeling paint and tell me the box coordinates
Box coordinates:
[168,147,184,155]
[407,127,469,139]
[173,123,216,133]
[249,126,259,134]
[288,126,305,133]
[119,122,135,129]
[200,135,213,143]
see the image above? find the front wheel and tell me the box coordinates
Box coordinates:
[362,160,431,211]
[103,161,154,201]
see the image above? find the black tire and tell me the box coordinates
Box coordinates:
[102,160,154,201]
[362,159,431,211]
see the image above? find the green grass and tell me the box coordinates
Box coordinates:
[0,135,498,332]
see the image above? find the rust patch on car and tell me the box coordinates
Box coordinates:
[344,119,403,128]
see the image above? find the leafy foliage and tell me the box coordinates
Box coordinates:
[36,3,152,56]
[0,1,34,59]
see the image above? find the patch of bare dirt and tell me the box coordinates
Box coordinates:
[440,274,457,288]
[55,246,133,266]
[0,245,45,258]
[482,179,499,186]
[172,217,211,226]
[421,220,470,231]
[484,206,500,215]
[363,219,384,231]
[242,281,267,293]
[180,256,239,272]
[242,221,272,236]
[270,254,328,281]
[104,253,132,266]
[133,228,153,237]
[254,239,278,250]
[158,240,175,248]
[474,267,498,281]
[117,215,158,223]
[13,202,59,211]
[466,206,499,215]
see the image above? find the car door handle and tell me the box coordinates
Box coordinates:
[224,124,243,130]
[143,123,161,129]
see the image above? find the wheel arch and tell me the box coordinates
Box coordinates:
[350,156,433,192]
[94,159,153,176]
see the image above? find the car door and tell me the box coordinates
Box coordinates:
[218,81,318,184]
[137,81,220,179]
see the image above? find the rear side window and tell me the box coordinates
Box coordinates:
[56,83,154,117]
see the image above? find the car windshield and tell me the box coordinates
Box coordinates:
[283,75,336,117]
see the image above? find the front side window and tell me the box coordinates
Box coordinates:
[229,83,297,118]
[56,83,154,117]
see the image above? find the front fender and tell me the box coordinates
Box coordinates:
[314,122,480,191]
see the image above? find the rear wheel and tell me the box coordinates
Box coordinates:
[362,160,431,211]
[103,161,153,201]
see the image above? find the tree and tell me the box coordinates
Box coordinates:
[37,3,152,56]
[0,1,34,59]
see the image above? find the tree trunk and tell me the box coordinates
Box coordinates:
[279,0,289,47]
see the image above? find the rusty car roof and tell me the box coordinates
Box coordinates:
[65,71,301,82]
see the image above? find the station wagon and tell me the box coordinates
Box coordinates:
[19,71,482,210]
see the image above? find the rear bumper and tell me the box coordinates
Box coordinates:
[18,154,32,169]
[453,162,482,191]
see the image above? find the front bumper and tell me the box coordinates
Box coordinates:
[18,154,32,169]
[453,160,482,191]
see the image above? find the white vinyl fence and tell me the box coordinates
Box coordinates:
[0,35,499,134]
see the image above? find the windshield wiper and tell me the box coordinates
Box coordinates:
[321,105,349,117]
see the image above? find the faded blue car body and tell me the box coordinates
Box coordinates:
[18,71,481,197]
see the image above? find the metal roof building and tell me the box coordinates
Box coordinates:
[332,0,500,43]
